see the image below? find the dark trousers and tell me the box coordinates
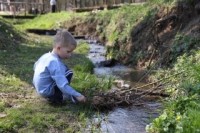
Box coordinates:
[47,86,63,104]
[51,5,56,13]
[46,70,73,104]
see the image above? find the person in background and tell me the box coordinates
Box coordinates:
[50,0,56,13]
[33,29,86,104]
[7,0,16,15]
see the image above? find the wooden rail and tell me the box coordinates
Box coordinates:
[0,1,47,15]
[0,0,147,16]
[61,0,147,11]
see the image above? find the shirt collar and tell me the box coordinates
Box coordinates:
[50,51,60,59]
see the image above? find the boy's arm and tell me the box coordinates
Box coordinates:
[52,68,86,103]
[60,82,81,97]
[56,79,86,102]
[49,61,82,97]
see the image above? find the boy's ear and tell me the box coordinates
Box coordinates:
[57,45,61,50]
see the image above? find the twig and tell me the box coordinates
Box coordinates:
[133,81,169,102]
[147,48,156,68]
[120,70,184,95]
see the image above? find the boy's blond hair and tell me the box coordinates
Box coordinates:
[53,29,77,47]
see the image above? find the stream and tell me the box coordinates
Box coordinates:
[85,40,161,133]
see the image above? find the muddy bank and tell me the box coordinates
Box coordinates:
[62,1,200,69]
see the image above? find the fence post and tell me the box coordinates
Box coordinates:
[42,0,44,13]
[25,0,27,16]
[65,0,67,10]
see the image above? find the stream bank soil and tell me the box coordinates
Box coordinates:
[64,1,200,69]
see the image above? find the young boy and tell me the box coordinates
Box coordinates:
[33,30,86,104]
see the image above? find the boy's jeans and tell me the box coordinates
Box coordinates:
[46,70,77,104]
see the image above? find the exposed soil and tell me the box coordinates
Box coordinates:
[0,92,36,110]
[64,16,100,38]
[62,1,200,69]
[127,1,200,68]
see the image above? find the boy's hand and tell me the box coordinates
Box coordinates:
[76,95,86,103]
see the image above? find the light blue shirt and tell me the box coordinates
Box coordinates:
[33,52,81,98]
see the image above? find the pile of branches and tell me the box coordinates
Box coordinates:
[90,71,184,110]
[91,83,167,110]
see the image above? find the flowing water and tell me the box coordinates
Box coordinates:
[86,40,161,133]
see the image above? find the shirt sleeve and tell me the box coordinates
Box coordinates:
[49,60,81,97]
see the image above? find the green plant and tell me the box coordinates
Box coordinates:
[0,101,5,112]
[146,95,200,133]
[170,34,200,63]
[15,12,74,30]
[75,41,90,55]
[146,50,200,133]
[182,108,200,133]
[0,109,27,132]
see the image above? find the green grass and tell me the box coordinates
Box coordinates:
[74,40,90,55]
[0,100,92,132]
[14,12,74,30]
[91,4,155,61]
[93,4,151,45]
[0,33,111,132]
[182,108,200,133]
[146,49,200,133]
[0,18,24,50]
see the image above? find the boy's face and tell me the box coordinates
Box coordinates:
[57,44,76,59]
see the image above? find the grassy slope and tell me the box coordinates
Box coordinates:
[0,18,24,50]
[0,20,111,132]
[14,11,90,31]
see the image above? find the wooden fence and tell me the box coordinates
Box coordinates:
[59,0,147,10]
[0,1,47,15]
[0,0,147,15]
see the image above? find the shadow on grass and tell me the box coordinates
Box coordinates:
[0,43,51,85]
